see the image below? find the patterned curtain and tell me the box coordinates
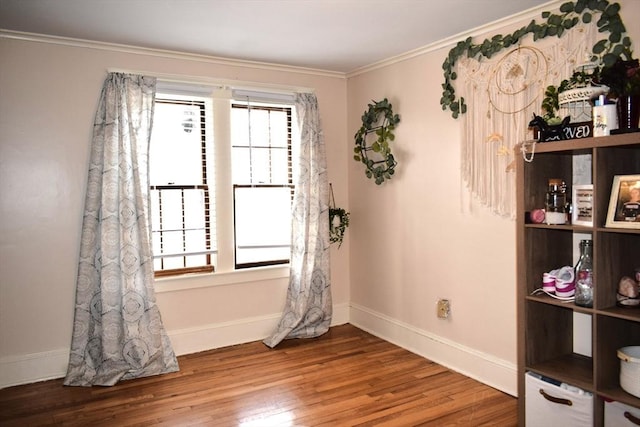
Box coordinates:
[263,93,332,348]
[64,73,179,386]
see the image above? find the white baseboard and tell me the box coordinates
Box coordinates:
[0,303,350,389]
[349,303,517,397]
[170,302,350,356]
[0,348,70,389]
[0,303,516,394]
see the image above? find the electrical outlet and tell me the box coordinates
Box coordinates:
[437,299,450,319]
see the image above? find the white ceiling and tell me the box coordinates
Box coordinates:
[0,0,554,73]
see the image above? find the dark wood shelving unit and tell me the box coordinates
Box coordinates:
[516,133,640,426]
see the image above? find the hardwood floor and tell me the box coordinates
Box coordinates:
[0,324,517,426]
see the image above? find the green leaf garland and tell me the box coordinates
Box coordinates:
[440,0,632,118]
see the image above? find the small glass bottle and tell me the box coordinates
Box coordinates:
[574,239,594,307]
[545,178,567,224]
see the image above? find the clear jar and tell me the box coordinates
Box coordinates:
[545,178,567,224]
[574,239,594,307]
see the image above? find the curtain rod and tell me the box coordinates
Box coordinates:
[106,68,314,94]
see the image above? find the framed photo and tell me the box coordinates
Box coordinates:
[606,175,640,229]
[572,184,593,227]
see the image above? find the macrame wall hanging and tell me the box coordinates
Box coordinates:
[456,22,598,218]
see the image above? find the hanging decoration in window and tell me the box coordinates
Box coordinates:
[329,184,350,248]
[353,98,400,185]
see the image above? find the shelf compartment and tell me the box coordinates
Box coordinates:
[597,306,640,322]
[595,316,640,397]
[598,386,640,409]
[595,232,640,309]
[522,151,574,214]
[525,301,593,386]
[526,294,593,313]
[523,227,574,295]
[526,353,593,392]
[594,144,640,228]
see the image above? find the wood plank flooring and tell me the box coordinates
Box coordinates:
[0,324,517,426]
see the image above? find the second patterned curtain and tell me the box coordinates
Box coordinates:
[263,93,332,348]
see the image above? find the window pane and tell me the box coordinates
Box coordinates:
[160,190,184,231]
[268,111,289,147]
[185,254,207,268]
[149,98,215,275]
[250,148,273,184]
[231,147,251,183]
[269,149,289,183]
[234,186,291,266]
[231,107,249,146]
[150,190,161,232]
[231,104,292,186]
[249,110,270,147]
[183,190,206,230]
[163,254,184,270]
[231,102,293,268]
[150,103,204,185]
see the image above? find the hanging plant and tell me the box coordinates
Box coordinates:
[440,0,632,118]
[329,207,350,248]
[353,98,400,185]
[329,184,349,248]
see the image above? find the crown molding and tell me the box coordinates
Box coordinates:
[0,29,346,79]
[1,1,563,79]
[346,0,562,77]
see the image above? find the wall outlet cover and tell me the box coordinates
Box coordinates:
[437,299,450,319]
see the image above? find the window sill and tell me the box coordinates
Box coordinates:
[154,264,290,293]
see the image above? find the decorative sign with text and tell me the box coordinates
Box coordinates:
[534,121,593,142]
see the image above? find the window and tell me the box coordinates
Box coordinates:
[149,89,295,277]
[149,98,215,277]
[231,102,293,268]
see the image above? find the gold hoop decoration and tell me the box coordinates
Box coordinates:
[353,98,400,185]
[487,46,548,115]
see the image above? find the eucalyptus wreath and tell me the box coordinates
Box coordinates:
[353,98,401,185]
[440,0,631,118]
[328,183,350,248]
[329,207,350,248]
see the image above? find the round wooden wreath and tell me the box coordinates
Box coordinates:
[353,98,401,185]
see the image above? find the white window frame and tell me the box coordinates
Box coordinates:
[151,81,301,289]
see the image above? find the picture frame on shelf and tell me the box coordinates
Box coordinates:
[572,184,593,227]
[606,175,640,229]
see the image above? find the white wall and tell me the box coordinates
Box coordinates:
[346,0,640,396]
[0,36,349,387]
[346,51,518,393]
